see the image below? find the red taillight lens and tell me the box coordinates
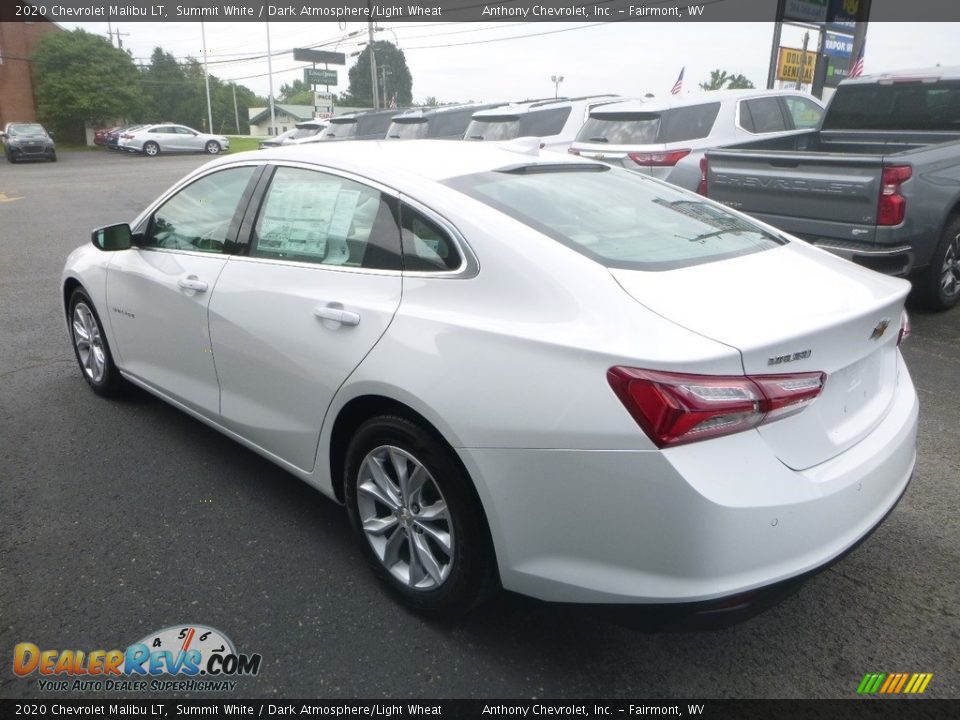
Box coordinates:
[121,133,134,139]
[607,367,825,448]
[567,148,580,155]
[697,156,709,196]
[877,165,911,226]
[628,149,691,167]
[897,309,911,346]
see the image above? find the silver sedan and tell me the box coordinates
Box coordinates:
[118,124,230,156]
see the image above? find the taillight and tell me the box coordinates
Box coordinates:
[121,133,134,139]
[607,367,825,448]
[697,156,709,196]
[628,149,691,167]
[897,309,911,346]
[567,148,580,155]
[877,165,911,226]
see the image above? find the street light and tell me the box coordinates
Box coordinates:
[551,74,564,99]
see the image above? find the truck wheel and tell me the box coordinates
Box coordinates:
[914,216,960,311]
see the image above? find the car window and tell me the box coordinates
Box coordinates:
[387,118,428,139]
[144,166,256,254]
[174,127,195,135]
[447,166,784,271]
[465,115,520,141]
[8,123,46,136]
[150,126,171,134]
[431,109,474,138]
[782,96,823,129]
[401,207,462,272]
[357,114,394,138]
[250,167,401,270]
[521,108,571,136]
[741,98,788,133]
[823,80,960,130]
[660,103,721,142]
[322,118,358,139]
[577,112,661,144]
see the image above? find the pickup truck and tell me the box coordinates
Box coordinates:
[701,67,960,310]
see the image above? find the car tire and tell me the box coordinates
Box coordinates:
[913,215,960,311]
[205,141,221,155]
[143,142,160,157]
[68,288,124,397]
[49,153,57,162]
[344,415,496,618]
[6,151,16,164]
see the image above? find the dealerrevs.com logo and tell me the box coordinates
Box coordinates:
[13,624,262,693]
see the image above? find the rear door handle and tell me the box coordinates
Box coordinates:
[178,275,208,292]
[313,304,361,326]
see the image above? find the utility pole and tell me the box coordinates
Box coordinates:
[232,83,240,133]
[367,15,380,110]
[795,31,810,90]
[200,22,214,133]
[266,22,277,136]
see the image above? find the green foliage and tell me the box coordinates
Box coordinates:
[699,69,756,91]
[140,47,264,133]
[29,29,147,141]
[347,41,413,108]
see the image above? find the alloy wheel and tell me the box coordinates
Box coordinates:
[356,445,454,590]
[72,302,107,383]
[941,232,960,299]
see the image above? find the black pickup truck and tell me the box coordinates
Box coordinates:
[702,68,960,310]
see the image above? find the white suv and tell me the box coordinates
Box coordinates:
[464,95,622,152]
[569,89,825,190]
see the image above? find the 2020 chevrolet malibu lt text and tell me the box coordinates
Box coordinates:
[61,139,918,617]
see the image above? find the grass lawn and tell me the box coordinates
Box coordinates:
[226,136,261,153]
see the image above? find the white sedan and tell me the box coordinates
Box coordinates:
[119,123,230,156]
[61,139,918,617]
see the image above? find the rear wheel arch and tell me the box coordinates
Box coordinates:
[329,396,496,563]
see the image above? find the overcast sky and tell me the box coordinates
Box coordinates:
[61,20,959,104]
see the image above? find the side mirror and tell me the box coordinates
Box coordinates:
[92,223,133,251]
[0,132,6,140]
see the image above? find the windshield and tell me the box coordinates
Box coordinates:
[322,118,359,139]
[577,103,721,145]
[446,166,785,271]
[290,126,324,139]
[8,124,47,137]
[465,116,520,141]
[387,119,428,139]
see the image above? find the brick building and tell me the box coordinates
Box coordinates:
[0,20,64,129]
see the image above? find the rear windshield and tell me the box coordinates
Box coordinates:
[824,80,960,130]
[322,118,358,139]
[387,118,428,139]
[577,103,721,144]
[290,126,324,140]
[465,108,572,141]
[446,166,784,271]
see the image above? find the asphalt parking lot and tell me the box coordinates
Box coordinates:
[1,149,958,700]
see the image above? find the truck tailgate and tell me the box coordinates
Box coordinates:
[706,150,883,242]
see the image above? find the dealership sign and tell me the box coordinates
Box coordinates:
[824,31,854,58]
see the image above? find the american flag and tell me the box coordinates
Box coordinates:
[390,95,398,109]
[849,45,865,78]
[671,67,684,95]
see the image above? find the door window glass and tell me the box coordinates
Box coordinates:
[144,166,256,253]
[251,167,401,270]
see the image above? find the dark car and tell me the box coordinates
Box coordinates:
[105,124,144,151]
[2,122,56,163]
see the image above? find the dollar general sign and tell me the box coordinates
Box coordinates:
[777,47,818,83]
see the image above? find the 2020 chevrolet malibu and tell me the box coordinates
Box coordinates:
[61,139,918,617]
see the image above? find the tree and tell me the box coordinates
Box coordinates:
[279,78,313,104]
[29,29,147,141]
[347,41,413,108]
[699,69,755,91]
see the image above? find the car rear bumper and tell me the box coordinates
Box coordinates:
[459,353,918,604]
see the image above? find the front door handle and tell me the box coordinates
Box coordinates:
[178,275,208,292]
[313,304,361,326]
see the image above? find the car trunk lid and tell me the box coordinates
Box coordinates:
[610,243,909,469]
